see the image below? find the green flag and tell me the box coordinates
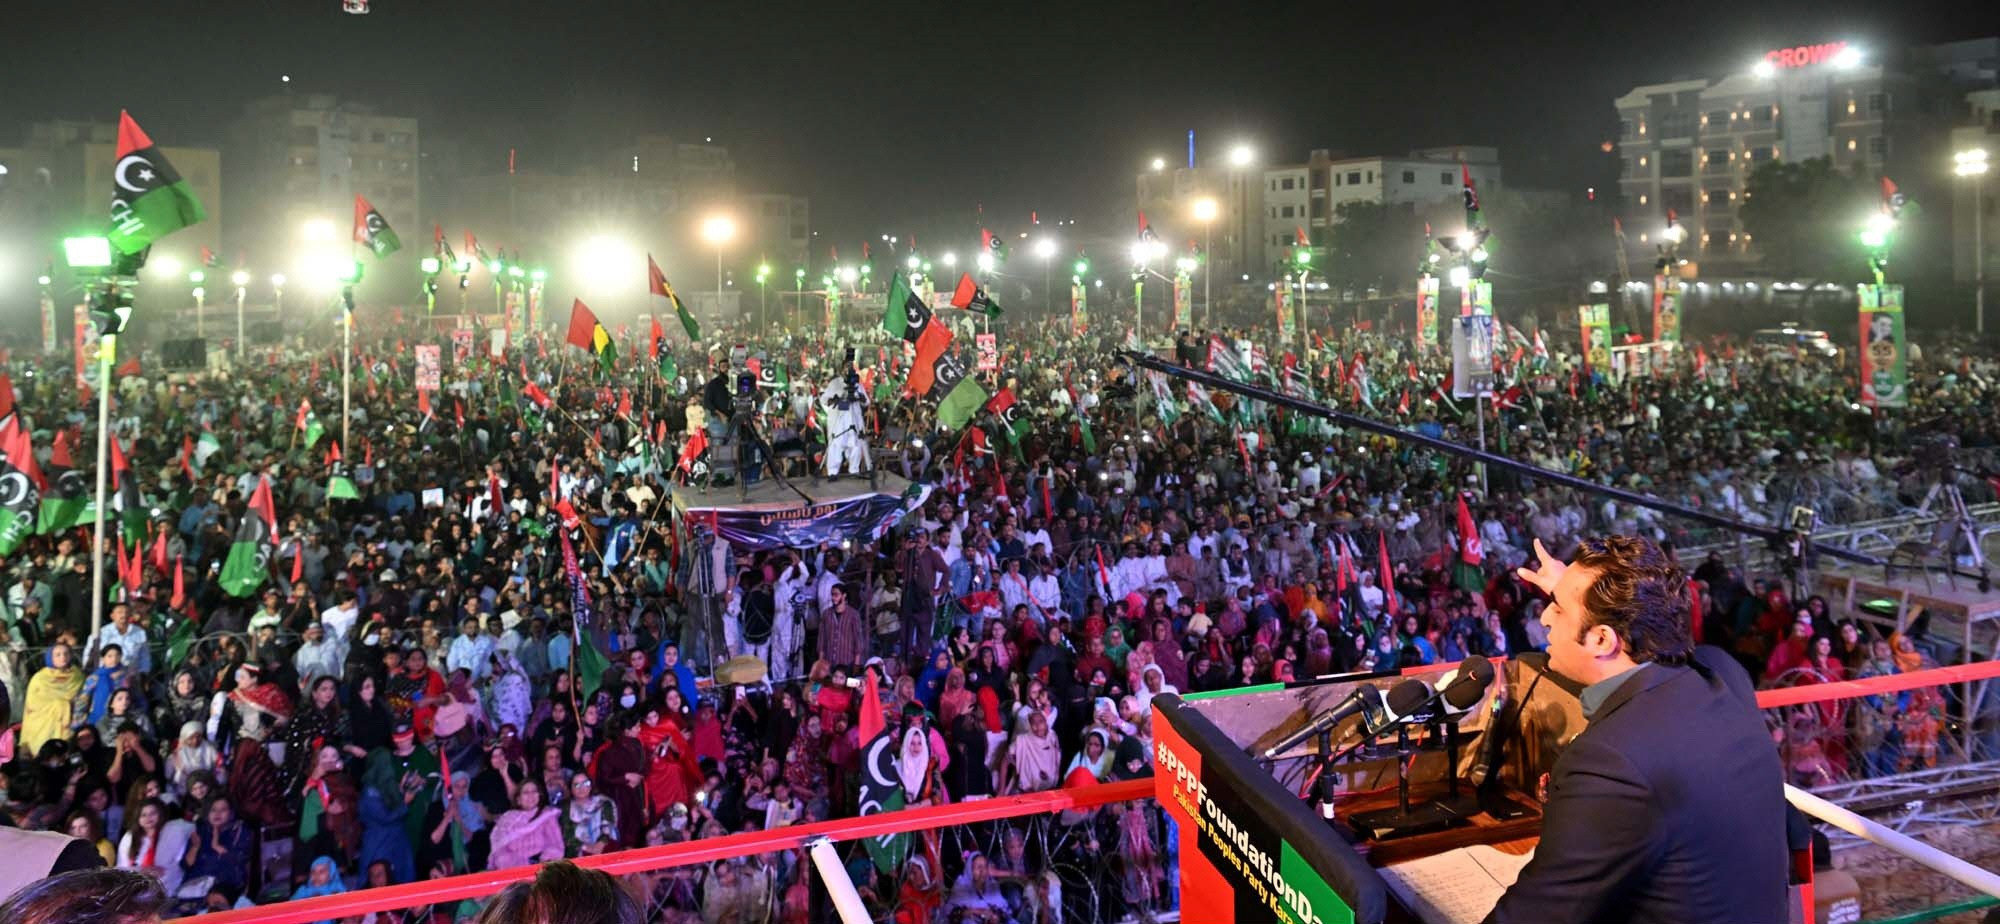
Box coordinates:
[165,616,196,666]
[327,475,360,501]
[938,375,988,431]
[353,195,401,257]
[108,111,206,255]
[37,466,92,535]
[0,423,40,556]
[574,628,612,700]
[858,724,909,873]
[109,436,146,543]
[649,255,700,340]
[219,476,277,597]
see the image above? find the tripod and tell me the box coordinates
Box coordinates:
[1912,477,1990,590]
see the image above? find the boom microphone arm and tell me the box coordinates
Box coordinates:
[1120,351,1883,568]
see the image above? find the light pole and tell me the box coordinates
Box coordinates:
[1958,148,1990,334]
[231,270,250,356]
[1193,197,1218,326]
[1034,237,1058,314]
[1129,238,1168,337]
[1226,144,1255,312]
[701,214,737,314]
[756,262,771,330]
[270,274,286,328]
[189,269,206,339]
[62,234,115,636]
[793,267,805,326]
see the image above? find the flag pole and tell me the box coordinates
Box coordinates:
[90,329,114,638]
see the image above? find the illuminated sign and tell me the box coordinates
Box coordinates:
[1763,41,1849,69]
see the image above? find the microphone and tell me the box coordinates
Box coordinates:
[1261,682,1382,760]
[1372,678,1435,734]
[1433,656,1497,719]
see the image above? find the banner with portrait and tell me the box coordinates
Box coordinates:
[1461,279,1493,317]
[415,344,442,391]
[1858,283,1907,408]
[1452,315,1497,398]
[1653,274,1683,344]
[1174,270,1193,330]
[1416,276,1438,351]
[1276,286,1296,344]
[1579,302,1611,375]
[1071,281,1088,335]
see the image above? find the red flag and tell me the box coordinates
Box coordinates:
[1397,390,1410,415]
[1095,547,1113,596]
[565,299,602,351]
[1294,226,1308,247]
[489,473,504,516]
[248,474,277,535]
[50,427,73,469]
[549,463,561,502]
[171,554,185,609]
[326,441,341,465]
[649,317,665,360]
[291,538,305,584]
[522,382,553,409]
[857,667,886,746]
[616,388,632,418]
[416,387,432,417]
[0,372,11,420]
[454,399,466,428]
[1456,494,1483,565]
[1379,533,1400,617]
[1334,540,1350,593]
[675,429,709,475]
[363,440,373,467]
[352,194,384,247]
[179,434,195,481]
[150,526,169,574]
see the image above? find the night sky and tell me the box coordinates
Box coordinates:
[1,0,1988,244]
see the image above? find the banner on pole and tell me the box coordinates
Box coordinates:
[489,328,507,358]
[1276,286,1296,343]
[1416,276,1439,350]
[40,293,57,354]
[824,290,840,330]
[450,328,474,364]
[975,333,998,371]
[503,289,523,336]
[415,344,442,390]
[1858,283,1907,408]
[1461,279,1493,317]
[1173,270,1193,329]
[1071,282,1088,335]
[1653,274,1683,343]
[74,310,99,388]
[1579,302,1611,374]
[1452,315,1496,398]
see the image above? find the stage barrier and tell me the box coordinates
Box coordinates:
[174,659,2000,924]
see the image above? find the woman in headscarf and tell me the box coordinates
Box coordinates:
[1003,710,1063,794]
[1124,639,1157,698]
[914,647,952,714]
[1890,632,1944,771]
[487,651,532,736]
[1102,625,1133,679]
[295,744,360,869]
[346,673,392,760]
[486,779,565,869]
[938,667,975,728]
[1147,618,1187,690]
[528,698,579,767]
[166,721,221,790]
[783,713,830,801]
[95,688,154,742]
[289,855,350,924]
[1132,663,1179,713]
[638,705,700,818]
[21,642,83,757]
[1064,729,1113,781]
[897,722,943,806]
[943,712,991,801]
[592,714,649,848]
[284,676,350,795]
[158,669,211,742]
[357,748,416,884]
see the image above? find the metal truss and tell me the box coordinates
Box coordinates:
[1809,759,2000,850]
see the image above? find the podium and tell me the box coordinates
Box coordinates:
[1152,655,1586,924]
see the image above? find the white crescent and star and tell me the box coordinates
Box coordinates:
[114,153,156,194]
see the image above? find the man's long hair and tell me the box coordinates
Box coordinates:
[1571,535,1695,665]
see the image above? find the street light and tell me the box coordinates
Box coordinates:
[941,251,958,268]
[188,270,207,337]
[301,219,336,242]
[1150,157,1166,172]
[700,213,736,299]
[976,251,995,273]
[64,237,113,270]
[1034,238,1059,312]
[231,270,251,357]
[1192,197,1220,324]
[1957,148,1989,332]
[1228,145,1254,168]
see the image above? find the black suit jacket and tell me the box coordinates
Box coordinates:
[1487,646,1788,924]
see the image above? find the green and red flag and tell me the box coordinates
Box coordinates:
[856,668,909,873]
[109,435,146,543]
[936,356,987,431]
[949,273,1002,318]
[0,417,44,556]
[883,271,934,342]
[218,474,277,597]
[985,389,1028,445]
[905,322,955,396]
[352,194,401,257]
[108,110,207,255]
[648,255,700,341]
[296,400,325,448]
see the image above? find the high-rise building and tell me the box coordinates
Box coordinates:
[225,94,419,275]
[1613,39,1985,263]
[1262,147,1501,274]
[1,119,223,267]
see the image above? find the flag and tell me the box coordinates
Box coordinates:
[107,111,207,255]
[905,322,955,396]
[1147,371,1181,425]
[1138,211,1159,244]
[857,665,908,873]
[565,299,616,374]
[0,420,43,556]
[297,400,325,448]
[36,447,91,537]
[433,223,456,264]
[882,272,934,342]
[560,528,614,699]
[108,436,145,543]
[1206,336,1250,381]
[522,382,553,409]
[1882,176,1906,218]
[1456,493,1483,565]
[985,389,1028,444]
[648,255,700,340]
[648,317,666,365]
[675,429,710,477]
[219,475,277,597]
[949,274,1001,317]
[937,369,988,431]
[164,607,195,665]
[980,227,1007,261]
[327,474,360,500]
[1379,533,1400,617]
[1461,163,1481,219]
[352,194,401,257]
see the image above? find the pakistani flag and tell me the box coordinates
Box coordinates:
[856,672,909,873]
[0,422,42,556]
[219,475,277,597]
[984,389,1029,445]
[108,111,207,255]
[1147,371,1181,425]
[883,271,933,343]
[353,195,401,257]
[648,255,700,340]
[192,430,222,474]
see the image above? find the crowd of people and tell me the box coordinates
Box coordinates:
[1,293,1995,922]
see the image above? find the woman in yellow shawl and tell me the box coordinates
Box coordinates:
[22,643,83,756]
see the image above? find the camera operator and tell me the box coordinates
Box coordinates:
[819,364,871,480]
[702,356,736,441]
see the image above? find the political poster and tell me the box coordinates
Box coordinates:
[489,328,507,358]
[975,333,998,371]
[1461,279,1493,317]
[1653,274,1683,344]
[1858,284,1907,408]
[415,344,442,391]
[1173,270,1193,329]
[1579,302,1611,374]
[1071,281,1088,335]
[1276,286,1296,344]
[1416,275,1439,351]
[1452,315,1496,398]
[451,328,474,364]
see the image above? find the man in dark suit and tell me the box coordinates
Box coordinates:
[1486,535,1787,924]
